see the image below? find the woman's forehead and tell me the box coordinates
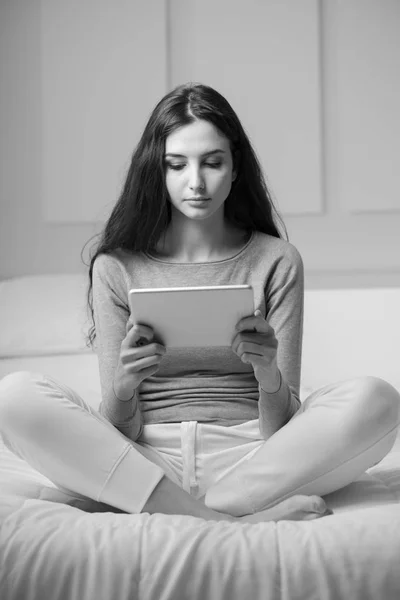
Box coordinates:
[165,120,230,155]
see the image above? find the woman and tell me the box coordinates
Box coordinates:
[0,83,399,524]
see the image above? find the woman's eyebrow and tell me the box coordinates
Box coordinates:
[164,149,226,158]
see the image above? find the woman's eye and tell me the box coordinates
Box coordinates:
[167,164,185,171]
[166,162,222,171]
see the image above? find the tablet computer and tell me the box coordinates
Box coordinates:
[128,285,254,347]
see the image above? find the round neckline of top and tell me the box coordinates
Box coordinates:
[143,230,256,266]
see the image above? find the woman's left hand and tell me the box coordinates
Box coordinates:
[232,309,281,392]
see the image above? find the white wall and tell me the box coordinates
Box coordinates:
[0,0,399,288]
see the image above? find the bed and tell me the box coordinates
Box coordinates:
[0,274,399,600]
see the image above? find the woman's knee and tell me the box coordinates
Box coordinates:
[0,370,39,403]
[0,370,69,433]
[352,376,400,426]
[0,370,40,418]
[0,371,37,389]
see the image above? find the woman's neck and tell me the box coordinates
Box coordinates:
[154,218,248,263]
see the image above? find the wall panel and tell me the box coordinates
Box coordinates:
[40,0,167,223]
[284,0,400,288]
[336,0,400,214]
[168,0,323,217]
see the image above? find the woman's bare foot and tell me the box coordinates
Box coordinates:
[240,495,333,524]
[141,477,332,524]
[142,475,236,521]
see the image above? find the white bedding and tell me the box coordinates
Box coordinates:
[1,275,400,599]
[1,500,400,600]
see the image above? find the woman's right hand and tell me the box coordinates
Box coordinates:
[113,320,166,401]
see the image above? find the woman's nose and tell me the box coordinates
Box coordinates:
[188,167,205,191]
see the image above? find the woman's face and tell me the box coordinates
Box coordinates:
[164,119,236,222]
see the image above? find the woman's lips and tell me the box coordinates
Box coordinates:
[185,198,211,207]
[185,197,211,201]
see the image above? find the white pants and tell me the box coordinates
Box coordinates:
[139,419,266,501]
[0,371,399,516]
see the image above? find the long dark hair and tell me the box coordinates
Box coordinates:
[82,82,288,348]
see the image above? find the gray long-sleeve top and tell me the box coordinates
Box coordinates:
[92,231,304,441]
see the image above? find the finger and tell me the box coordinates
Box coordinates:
[236,314,270,334]
[121,343,166,363]
[139,363,162,378]
[233,340,266,358]
[138,342,166,356]
[126,318,134,335]
[240,353,269,367]
[124,354,163,372]
[128,363,161,384]
[232,331,277,355]
[240,348,278,369]
[124,323,155,347]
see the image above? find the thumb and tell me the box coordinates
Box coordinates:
[254,309,263,318]
[126,318,134,334]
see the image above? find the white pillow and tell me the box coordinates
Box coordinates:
[299,385,314,402]
[0,274,92,357]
